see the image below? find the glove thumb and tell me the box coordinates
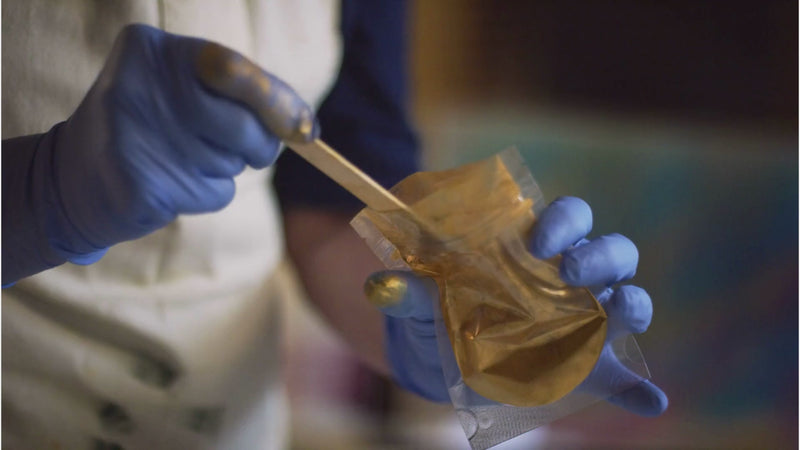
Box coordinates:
[364,270,438,320]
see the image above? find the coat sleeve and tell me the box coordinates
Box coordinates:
[273,0,419,211]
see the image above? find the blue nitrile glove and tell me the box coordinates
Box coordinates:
[2,24,317,285]
[530,196,668,416]
[370,196,668,416]
[366,271,450,402]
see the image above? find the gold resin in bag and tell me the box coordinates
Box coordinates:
[353,149,607,407]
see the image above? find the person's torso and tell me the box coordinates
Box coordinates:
[2,1,341,448]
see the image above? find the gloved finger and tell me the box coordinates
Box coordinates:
[189,92,283,170]
[114,122,241,217]
[157,174,237,215]
[190,39,320,145]
[600,285,653,342]
[163,34,291,169]
[188,128,279,178]
[530,196,593,259]
[579,346,668,417]
[364,270,438,321]
[606,379,669,418]
[192,137,250,178]
[560,233,638,286]
[124,118,250,179]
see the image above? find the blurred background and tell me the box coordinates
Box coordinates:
[283,1,798,448]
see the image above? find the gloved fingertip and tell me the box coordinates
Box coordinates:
[296,107,320,143]
[119,23,166,46]
[67,247,109,265]
[245,134,281,169]
[613,285,653,334]
[607,380,668,417]
[559,234,639,286]
[649,386,669,416]
[365,271,408,309]
[529,233,559,260]
[310,116,322,141]
[554,196,593,227]
[366,271,437,319]
[530,196,593,259]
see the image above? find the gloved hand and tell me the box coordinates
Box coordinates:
[2,24,316,285]
[368,196,668,416]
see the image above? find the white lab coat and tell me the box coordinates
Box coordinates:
[2,1,341,448]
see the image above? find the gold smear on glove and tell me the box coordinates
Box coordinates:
[352,149,606,407]
[364,273,408,308]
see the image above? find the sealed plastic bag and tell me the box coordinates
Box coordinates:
[352,148,651,449]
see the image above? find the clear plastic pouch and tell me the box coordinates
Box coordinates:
[351,148,651,449]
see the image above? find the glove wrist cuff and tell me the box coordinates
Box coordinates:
[1,124,108,284]
[42,122,111,261]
